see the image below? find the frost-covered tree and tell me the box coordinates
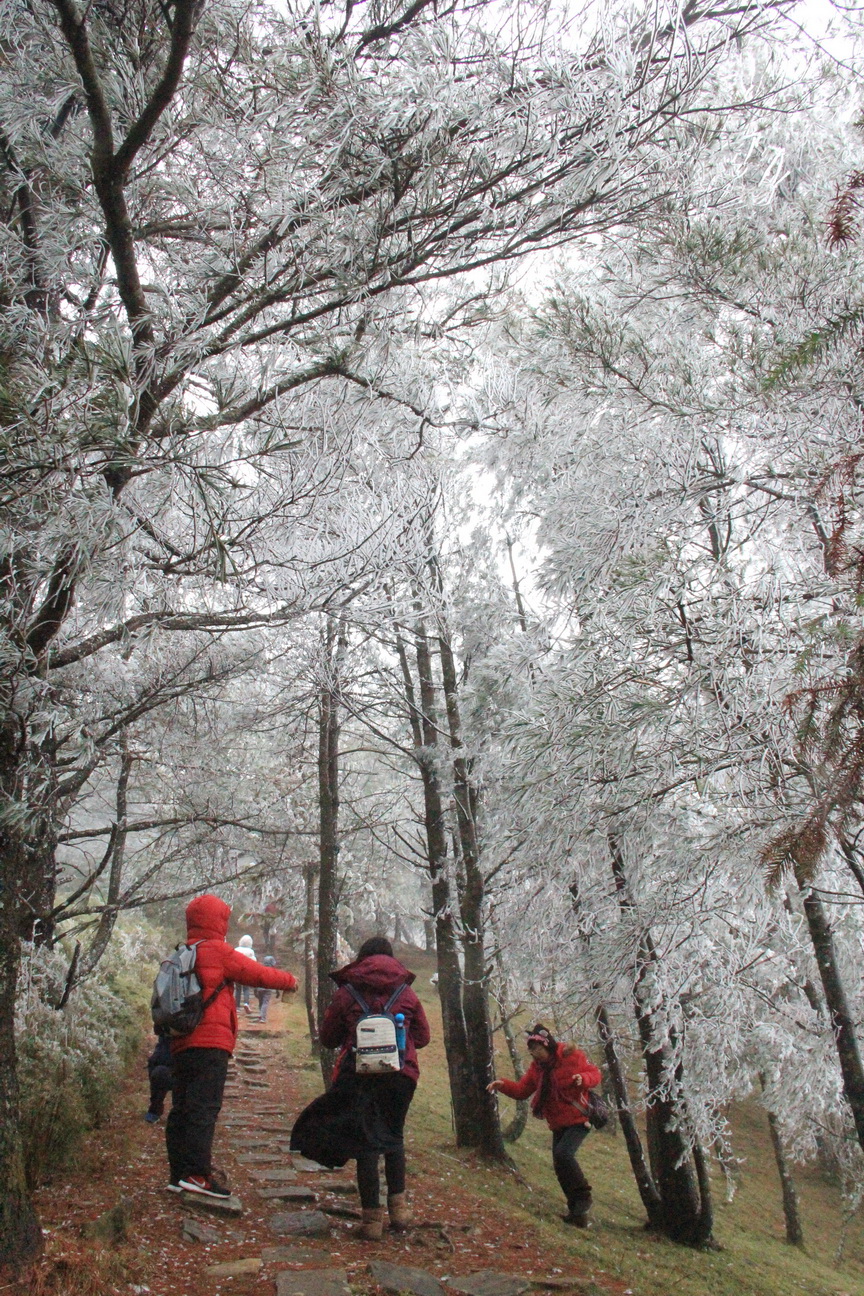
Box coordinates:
[0,0,800,1261]
[472,39,864,1243]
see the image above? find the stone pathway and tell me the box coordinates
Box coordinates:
[155,1009,606,1296]
[30,993,613,1296]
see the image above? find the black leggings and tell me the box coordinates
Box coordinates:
[356,1148,406,1208]
[552,1124,592,1215]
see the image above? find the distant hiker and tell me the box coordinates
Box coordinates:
[165,895,298,1198]
[145,1035,173,1123]
[234,933,256,1012]
[488,1023,601,1227]
[290,936,431,1241]
[256,954,278,1022]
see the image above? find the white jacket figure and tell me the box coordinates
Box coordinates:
[235,934,257,961]
[234,934,257,1009]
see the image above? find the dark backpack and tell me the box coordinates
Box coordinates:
[151,941,226,1037]
[584,1090,611,1130]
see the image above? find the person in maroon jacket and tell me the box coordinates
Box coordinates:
[165,894,298,1197]
[319,937,430,1240]
[488,1024,601,1226]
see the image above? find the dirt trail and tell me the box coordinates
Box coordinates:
[27,1001,617,1296]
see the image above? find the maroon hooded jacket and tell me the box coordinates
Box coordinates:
[171,894,297,1056]
[319,954,431,1083]
[496,1043,601,1131]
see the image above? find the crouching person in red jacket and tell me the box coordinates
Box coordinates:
[166,894,298,1198]
[488,1024,601,1227]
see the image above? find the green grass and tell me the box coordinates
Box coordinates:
[280,948,864,1296]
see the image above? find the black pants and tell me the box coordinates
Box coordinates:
[148,1064,173,1117]
[552,1124,592,1216]
[165,1047,229,1182]
[357,1148,405,1209]
[350,1072,415,1209]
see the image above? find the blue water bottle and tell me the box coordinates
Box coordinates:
[394,1012,406,1056]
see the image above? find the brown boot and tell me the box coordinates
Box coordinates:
[360,1207,385,1241]
[388,1192,411,1232]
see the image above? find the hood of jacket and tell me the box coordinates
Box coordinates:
[330,953,416,993]
[186,894,231,942]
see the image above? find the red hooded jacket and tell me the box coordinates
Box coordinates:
[319,954,431,1084]
[496,1043,602,1131]
[170,895,298,1055]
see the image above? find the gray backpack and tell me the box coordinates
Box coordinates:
[151,941,225,1037]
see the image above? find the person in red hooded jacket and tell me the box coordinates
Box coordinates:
[164,894,298,1197]
[488,1024,601,1227]
[317,936,430,1240]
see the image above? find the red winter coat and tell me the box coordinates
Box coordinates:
[319,954,431,1084]
[496,1043,602,1132]
[170,894,298,1056]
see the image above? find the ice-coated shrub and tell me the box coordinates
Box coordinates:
[16,933,147,1186]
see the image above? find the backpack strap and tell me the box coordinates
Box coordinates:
[346,984,370,1014]
[203,980,228,1010]
[384,984,407,1014]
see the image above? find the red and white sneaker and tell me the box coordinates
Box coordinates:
[179,1174,231,1198]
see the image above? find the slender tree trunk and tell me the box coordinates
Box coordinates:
[77,738,132,979]
[434,590,505,1160]
[316,615,345,1086]
[393,610,476,1144]
[595,1003,665,1225]
[609,835,712,1246]
[759,1072,803,1245]
[489,906,529,1142]
[304,863,320,1056]
[691,1140,715,1247]
[0,701,43,1268]
[423,912,436,951]
[798,882,864,1155]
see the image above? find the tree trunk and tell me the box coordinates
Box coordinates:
[393,610,476,1144]
[759,1072,803,1245]
[316,615,345,1087]
[798,882,864,1156]
[0,696,46,1267]
[570,877,663,1226]
[77,739,132,980]
[595,1003,664,1226]
[435,592,505,1160]
[304,863,320,1056]
[609,835,712,1246]
[424,913,436,951]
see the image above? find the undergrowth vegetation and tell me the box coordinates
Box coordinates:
[15,928,153,1187]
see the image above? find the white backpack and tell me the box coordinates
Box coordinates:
[346,984,407,1074]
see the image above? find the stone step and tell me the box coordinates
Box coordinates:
[181,1192,243,1216]
[181,1216,223,1244]
[268,1210,331,1238]
[276,1269,352,1296]
[369,1261,444,1296]
[205,1258,262,1278]
[320,1203,361,1220]
[258,1186,318,1202]
[261,1246,328,1264]
[447,1276,531,1296]
[250,1168,299,1182]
